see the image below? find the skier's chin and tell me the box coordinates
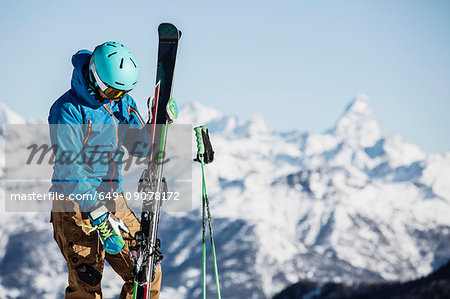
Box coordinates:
[96,89,121,102]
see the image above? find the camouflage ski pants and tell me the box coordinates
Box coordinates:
[51,194,162,299]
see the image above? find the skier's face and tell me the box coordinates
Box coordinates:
[96,88,121,102]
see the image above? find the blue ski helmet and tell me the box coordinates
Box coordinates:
[88,41,139,98]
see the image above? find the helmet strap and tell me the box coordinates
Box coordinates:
[87,70,98,96]
[89,55,109,92]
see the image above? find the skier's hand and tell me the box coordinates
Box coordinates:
[147,97,178,124]
[167,97,178,124]
[85,205,130,255]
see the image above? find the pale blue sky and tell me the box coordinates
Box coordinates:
[1,0,449,153]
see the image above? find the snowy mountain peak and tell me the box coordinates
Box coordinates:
[178,101,222,125]
[1,98,450,299]
[331,94,382,148]
[245,114,269,135]
[344,94,370,114]
[0,103,26,126]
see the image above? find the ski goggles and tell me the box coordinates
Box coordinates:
[89,58,130,99]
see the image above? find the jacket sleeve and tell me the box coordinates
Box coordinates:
[49,101,101,212]
[123,97,152,158]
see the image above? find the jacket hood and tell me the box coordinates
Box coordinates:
[71,50,102,107]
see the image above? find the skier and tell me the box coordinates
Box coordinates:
[48,41,177,299]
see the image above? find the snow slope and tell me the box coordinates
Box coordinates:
[0,95,449,298]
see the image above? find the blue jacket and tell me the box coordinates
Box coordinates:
[48,50,150,212]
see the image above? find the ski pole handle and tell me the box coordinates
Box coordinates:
[194,125,214,164]
[194,126,205,156]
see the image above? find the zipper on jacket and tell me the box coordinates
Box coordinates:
[103,103,119,194]
[128,107,146,126]
[82,119,92,146]
[103,103,119,151]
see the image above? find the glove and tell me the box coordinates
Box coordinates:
[166,97,178,124]
[84,205,130,255]
[147,96,179,124]
[147,96,156,123]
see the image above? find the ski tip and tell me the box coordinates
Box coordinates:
[158,23,181,41]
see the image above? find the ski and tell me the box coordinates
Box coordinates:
[130,23,182,299]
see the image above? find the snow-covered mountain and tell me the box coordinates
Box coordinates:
[0,95,449,299]
[0,103,25,127]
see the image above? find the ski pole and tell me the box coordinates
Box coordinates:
[194,126,221,299]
